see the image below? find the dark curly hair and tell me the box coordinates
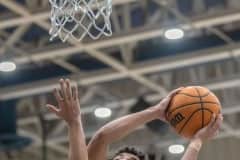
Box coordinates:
[112,147,145,160]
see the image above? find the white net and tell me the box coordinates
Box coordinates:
[49,0,112,42]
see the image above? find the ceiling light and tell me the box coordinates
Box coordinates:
[94,107,112,118]
[164,28,184,40]
[168,144,185,154]
[0,61,16,72]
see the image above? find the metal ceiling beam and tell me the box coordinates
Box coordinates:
[0,29,81,74]
[1,1,239,158]
[20,103,240,147]
[1,42,240,100]
[0,1,167,97]
[0,0,138,29]
[82,49,168,95]
[155,0,235,45]
[111,5,133,67]
[19,129,68,155]
[0,2,236,100]
[17,76,240,127]
[8,9,240,64]
[154,0,237,63]
[0,1,239,106]
[0,25,29,56]
[155,129,240,149]
[221,122,238,137]
[0,0,82,73]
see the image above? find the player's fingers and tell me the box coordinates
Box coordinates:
[72,85,78,101]
[66,79,72,100]
[212,114,223,131]
[163,96,171,104]
[75,84,79,100]
[168,87,184,98]
[54,87,67,112]
[54,88,63,103]
[207,114,216,129]
[60,79,67,100]
[46,104,60,115]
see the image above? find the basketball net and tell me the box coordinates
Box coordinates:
[49,0,112,42]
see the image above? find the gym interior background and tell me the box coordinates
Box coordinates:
[0,0,240,159]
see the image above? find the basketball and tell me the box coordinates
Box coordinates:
[166,86,222,138]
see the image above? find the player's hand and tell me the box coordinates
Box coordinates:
[46,79,81,126]
[192,114,223,142]
[153,87,184,121]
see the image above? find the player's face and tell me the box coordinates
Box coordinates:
[113,152,140,160]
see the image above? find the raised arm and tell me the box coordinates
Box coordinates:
[47,79,88,160]
[87,88,183,160]
[181,114,223,160]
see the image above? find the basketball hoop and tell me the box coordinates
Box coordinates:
[49,0,113,42]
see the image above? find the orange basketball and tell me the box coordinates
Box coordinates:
[166,86,221,138]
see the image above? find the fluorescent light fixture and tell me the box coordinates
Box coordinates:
[168,144,185,154]
[94,107,112,118]
[164,28,184,40]
[0,61,16,72]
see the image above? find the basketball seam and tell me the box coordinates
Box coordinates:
[178,108,213,135]
[168,101,219,116]
[179,108,203,134]
[191,109,213,136]
[202,108,214,114]
[195,88,204,129]
[177,92,210,98]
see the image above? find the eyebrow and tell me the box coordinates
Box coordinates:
[130,157,139,160]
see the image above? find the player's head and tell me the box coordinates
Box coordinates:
[112,147,145,160]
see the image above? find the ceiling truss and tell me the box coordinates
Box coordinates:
[0,0,240,159]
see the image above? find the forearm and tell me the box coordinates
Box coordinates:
[68,121,88,160]
[96,106,159,143]
[88,107,158,160]
[181,139,203,160]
